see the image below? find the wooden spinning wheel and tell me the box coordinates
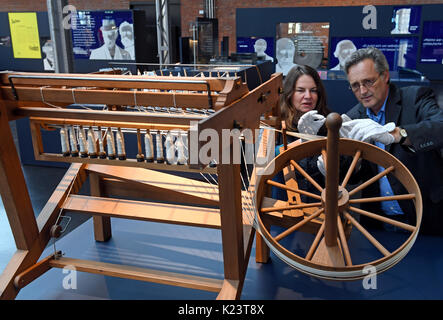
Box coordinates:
[254,113,422,280]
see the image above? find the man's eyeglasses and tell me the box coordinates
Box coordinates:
[349,74,382,92]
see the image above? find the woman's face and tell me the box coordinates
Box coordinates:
[290,74,319,113]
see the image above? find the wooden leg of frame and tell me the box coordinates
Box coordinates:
[0,111,39,250]
[89,172,112,242]
[255,223,271,263]
[0,164,84,299]
[217,164,245,286]
[93,216,112,242]
[216,279,240,300]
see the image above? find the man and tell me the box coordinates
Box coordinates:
[90,19,131,60]
[342,47,443,236]
[42,40,55,71]
[119,21,135,60]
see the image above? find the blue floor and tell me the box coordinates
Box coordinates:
[1,165,443,300]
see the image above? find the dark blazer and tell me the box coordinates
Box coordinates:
[346,83,443,236]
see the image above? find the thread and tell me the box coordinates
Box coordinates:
[155,131,164,163]
[176,131,187,165]
[60,126,70,156]
[116,128,126,160]
[98,126,106,159]
[78,126,88,158]
[165,131,176,164]
[144,130,154,162]
[68,126,79,157]
[87,127,98,158]
[106,128,116,159]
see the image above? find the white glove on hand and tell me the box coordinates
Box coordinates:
[343,118,395,145]
[317,155,326,176]
[297,110,326,135]
[339,114,353,138]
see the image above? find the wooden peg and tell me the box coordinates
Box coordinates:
[281,120,288,151]
[136,128,145,162]
[324,113,342,247]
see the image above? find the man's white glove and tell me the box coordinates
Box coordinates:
[340,118,395,145]
[297,110,326,135]
[339,114,352,137]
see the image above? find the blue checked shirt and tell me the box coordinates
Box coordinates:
[365,96,404,216]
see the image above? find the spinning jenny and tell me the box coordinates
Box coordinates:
[0,70,281,299]
[0,67,423,299]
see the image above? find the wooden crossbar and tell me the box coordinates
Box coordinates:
[14,107,205,125]
[85,164,219,207]
[0,72,230,91]
[63,195,222,229]
[2,87,218,109]
[31,117,191,132]
[49,257,224,293]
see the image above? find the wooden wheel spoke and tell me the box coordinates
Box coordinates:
[289,159,323,193]
[340,150,361,189]
[349,193,415,203]
[337,216,352,266]
[343,211,390,257]
[348,166,395,197]
[266,179,322,200]
[261,202,321,213]
[348,206,416,232]
[305,221,325,261]
[274,208,324,242]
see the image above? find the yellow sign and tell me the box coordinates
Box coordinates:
[8,12,42,59]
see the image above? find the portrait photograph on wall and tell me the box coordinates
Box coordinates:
[71,10,135,61]
[391,6,421,35]
[275,22,329,75]
[41,38,55,71]
[330,36,418,71]
[236,37,275,62]
[329,39,357,71]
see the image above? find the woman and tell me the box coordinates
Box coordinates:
[280,64,331,137]
[273,65,331,200]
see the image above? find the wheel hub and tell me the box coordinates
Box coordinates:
[321,186,349,212]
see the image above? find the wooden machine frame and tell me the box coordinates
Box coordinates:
[0,70,282,299]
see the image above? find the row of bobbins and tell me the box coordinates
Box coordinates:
[59,125,189,165]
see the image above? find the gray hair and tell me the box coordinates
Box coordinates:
[344,47,390,75]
